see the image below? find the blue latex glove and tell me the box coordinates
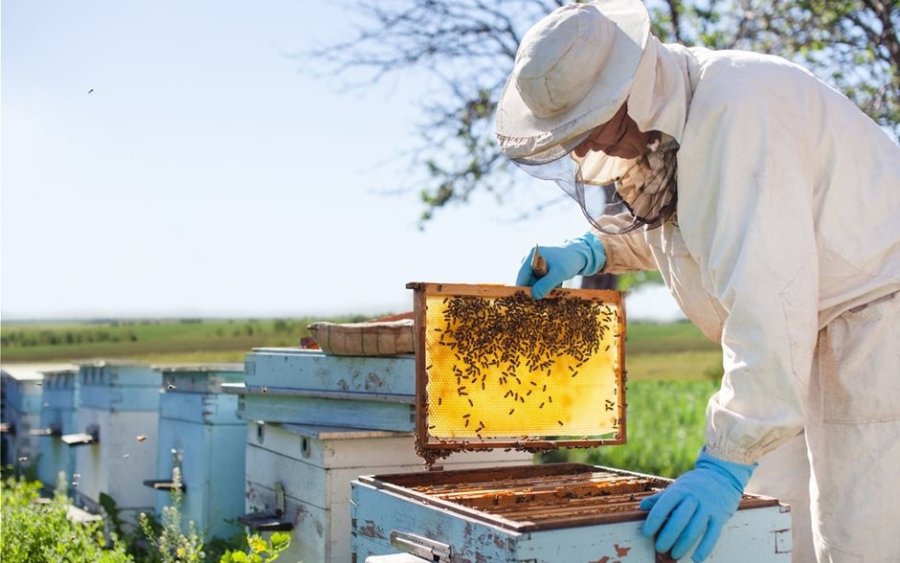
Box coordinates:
[515,232,606,299]
[639,448,756,562]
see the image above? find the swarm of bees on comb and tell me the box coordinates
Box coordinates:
[418,288,623,464]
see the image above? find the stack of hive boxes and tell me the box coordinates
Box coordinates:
[34,365,80,494]
[147,363,247,541]
[227,348,534,563]
[12,358,250,540]
[66,360,161,524]
[0,364,52,473]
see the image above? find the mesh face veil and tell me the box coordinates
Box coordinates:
[514,130,679,235]
[496,0,689,235]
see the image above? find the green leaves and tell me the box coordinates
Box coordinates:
[316,0,898,226]
[616,271,665,292]
[138,468,205,563]
[2,470,292,563]
[218,533,292,563]
[545,380,720,477]
[0,475,132,563]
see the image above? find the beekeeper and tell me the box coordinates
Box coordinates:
[495,1,900,561]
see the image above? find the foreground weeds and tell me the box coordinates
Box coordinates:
[0,472,291,563]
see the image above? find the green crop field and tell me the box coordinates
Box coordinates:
[1,317,724,477]
[0,315,372,364]
[1,317,719,368]
[542,379,719,476]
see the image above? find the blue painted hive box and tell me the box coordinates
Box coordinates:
[232,349,415,432]
[68,360,161,522]
[242,421,534,563]
[350,283,792,562]
[147,363,246,541]
[351,463,791,562]
[1,364,52,473]
[35,366,81,493]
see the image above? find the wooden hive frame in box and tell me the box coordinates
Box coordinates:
[407,282,627,465]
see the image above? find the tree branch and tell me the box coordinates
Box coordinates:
[664,0,684,42]
[310,0,899,226]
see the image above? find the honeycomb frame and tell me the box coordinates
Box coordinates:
[407,282,627,462]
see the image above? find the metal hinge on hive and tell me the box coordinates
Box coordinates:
[238,482,294,532]
[390,530,452,562]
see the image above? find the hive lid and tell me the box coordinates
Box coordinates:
[407,282,626,465]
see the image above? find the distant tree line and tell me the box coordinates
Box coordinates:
[0,329,140,348]
[0,315,383,351]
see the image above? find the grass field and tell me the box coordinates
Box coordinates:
[1,317,724,477]
[542,379,718,475]
[0,316,370,364]
[1,317,720,376]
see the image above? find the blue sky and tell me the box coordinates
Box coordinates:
[1,0,684,322]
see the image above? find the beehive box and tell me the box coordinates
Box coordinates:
[35,366,80,493]
[232,349,415,432]
[147,364,246,540]
[352,464,791,562]
[0,364,53,473]
[350,283,791,562]
[68,361,161,523]
[243,421,534,563]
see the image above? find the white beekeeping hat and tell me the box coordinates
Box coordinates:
[495,0,651,165]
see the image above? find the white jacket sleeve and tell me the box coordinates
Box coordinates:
[677,55,819,464]
[594,214,658,274]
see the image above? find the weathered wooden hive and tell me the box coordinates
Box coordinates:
[34,366,81,493]
[350,283,792,562]
[0,364,48,473]
[238,348,417,432]
[227,342,533,563]
[145,363,246,541]
[65,360,161,524]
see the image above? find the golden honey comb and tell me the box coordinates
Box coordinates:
[409,282,626,461]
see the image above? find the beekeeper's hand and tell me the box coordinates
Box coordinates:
[515,232,606,299]
[639,448,756,562]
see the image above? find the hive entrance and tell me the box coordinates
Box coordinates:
[407,283,626,464]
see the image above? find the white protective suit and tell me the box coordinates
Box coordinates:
[593,37,900,562]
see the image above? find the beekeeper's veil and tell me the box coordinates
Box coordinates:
[495,0,691,233]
